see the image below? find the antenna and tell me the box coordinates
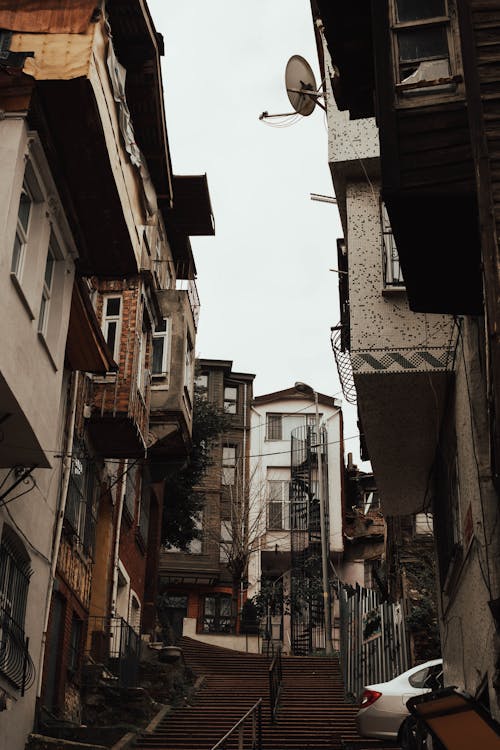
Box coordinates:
[259,54,325,122]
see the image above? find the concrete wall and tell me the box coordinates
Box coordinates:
[0,118,76,467]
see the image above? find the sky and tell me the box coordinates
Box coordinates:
[146,1,368,469]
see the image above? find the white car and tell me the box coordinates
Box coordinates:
[356,658,444,741]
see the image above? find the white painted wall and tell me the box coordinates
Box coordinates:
[248,392,343,598]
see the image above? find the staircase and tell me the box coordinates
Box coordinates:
[133,637,400,750]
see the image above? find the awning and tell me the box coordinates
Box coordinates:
[65,279,117,374]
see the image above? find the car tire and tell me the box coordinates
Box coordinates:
[399,717,419,750]
[399,717,446,750]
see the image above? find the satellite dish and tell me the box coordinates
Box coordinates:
[285,55,318,116]
[258,54,324,122]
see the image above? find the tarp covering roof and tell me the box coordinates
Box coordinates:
[0,0,97,34]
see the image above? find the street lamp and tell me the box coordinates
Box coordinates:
[294,381,334,656]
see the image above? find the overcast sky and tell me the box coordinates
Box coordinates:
[147,0,369,469]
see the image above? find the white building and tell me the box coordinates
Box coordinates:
[247,386,343,654]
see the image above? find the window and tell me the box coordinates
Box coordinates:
[184,336,194,396]
[265,413,317,441]
[152,318,169,378]
[195,373,208,399]
[189,512,203,554]
[38,235,56,335]
[137,486,150,547]
[391,0,457,96]
[137,321,148,396]
[202,594,232,633]
[129,593,141,634]
[0,525,32,690]
[224,386,238,414]
[10,140,76,367]
[219,520,232,563]
[123,460,139,523]
[65,445,98,556]
[164,511,203,554]
[68,615,82,675]
[381,202,404,287]
[102,296,122,362]
[11,179,34,279]
[409,663,443,689]
[267,480,290,530]
[222,446,236,486]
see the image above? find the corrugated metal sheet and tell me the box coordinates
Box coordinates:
[0,0,97,34]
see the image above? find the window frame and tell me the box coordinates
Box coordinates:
[221,446,237,486]
[389,0,461,102]
[151,317,170,380]
[102,294,123,363]
[381,201,405,288]
[267,479,291,530]
[223,385,238,414]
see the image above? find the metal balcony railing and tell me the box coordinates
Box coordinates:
[0,604,35,694]
[85,615,140,687]
[330,324,357,405]
[176,277,200,330]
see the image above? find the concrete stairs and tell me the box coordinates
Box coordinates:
[133,637,400,750]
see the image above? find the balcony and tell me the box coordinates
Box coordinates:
[87,371,149,459]
[148,289,197,465]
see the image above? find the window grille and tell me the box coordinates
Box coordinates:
[381,202,405,287]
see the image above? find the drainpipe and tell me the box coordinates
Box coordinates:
[110,466,125,618]
[37,370,79,698]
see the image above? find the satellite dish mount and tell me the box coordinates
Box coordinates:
[259,54,325,121]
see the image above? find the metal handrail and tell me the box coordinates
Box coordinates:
[269,646,282,722]
[210,698,263,750]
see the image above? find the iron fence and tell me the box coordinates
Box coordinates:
[85,615,140,687]
[339,583,409,702]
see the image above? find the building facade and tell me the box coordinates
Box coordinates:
[158,359,256,651]
[0,3,214,747]
[311,0,500,719]
[247,387,344,655]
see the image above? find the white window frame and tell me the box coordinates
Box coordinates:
[224,385,238,414]
[152,317,170,380]
[102,295,122,363]
[184,335,194,397]
[390,0,460,100]
[381,202,405,288]
[267,480,290,531]
[38,235,57,336]
[220,520,232,563]
[222,446,236,486]
[11,179,35,280]
[137,320,148,397]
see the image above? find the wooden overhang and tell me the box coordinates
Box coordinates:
[314,0,375,120]
[170,175,215,237]
[318,0,483,316]
[106,1,215,276]
[65,279,118,374]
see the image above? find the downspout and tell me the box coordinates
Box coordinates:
[37,370,79,698]
[110,464,125,618]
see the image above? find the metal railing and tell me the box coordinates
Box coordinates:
[176,277,200,330]
[0,605,35,694]
[269,646,282,722]
[85,615,140,687]
[211,698,263,750]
